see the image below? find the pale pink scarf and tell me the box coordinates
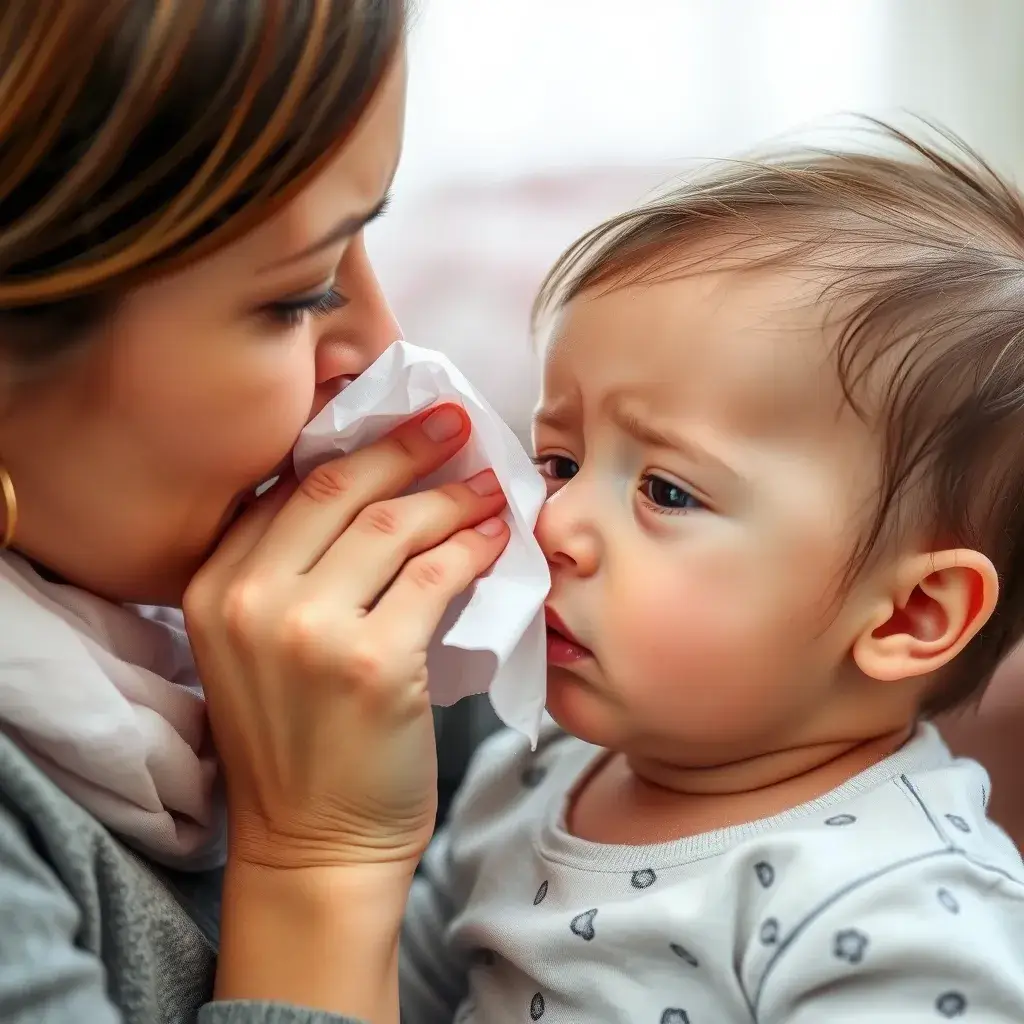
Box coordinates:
[0,551,225,869]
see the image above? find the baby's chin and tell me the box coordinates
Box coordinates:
[545,666,624,748]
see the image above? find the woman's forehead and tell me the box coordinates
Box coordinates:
[222,51,407,269]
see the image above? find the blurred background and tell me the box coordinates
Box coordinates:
[366,0,1024,817]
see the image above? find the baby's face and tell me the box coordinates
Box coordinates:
[533,265,892,767]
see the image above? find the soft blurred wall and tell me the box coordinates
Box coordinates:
[369,0,1024,444]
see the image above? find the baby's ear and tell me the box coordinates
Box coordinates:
[852,550,998,682]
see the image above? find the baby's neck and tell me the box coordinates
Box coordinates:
[631,727,913,796]
[568,727,913,846]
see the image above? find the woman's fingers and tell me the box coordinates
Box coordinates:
[205,472,299,573]
[311,470,507,608]
[250,404,471,575]
[366,517,510,651]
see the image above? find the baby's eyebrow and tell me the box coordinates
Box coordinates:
[535,395,742,485]
[606,397,742,484]
[533,405,576,433]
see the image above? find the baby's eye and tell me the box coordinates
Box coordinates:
[639,473,704,513]
[533,455,580,481]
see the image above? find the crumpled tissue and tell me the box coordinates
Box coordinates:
[293,341,549,745]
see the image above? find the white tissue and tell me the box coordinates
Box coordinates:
[294,341,550,746]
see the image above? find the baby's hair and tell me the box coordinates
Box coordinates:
[534,118,1024,714]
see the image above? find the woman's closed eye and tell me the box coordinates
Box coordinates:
[262,286,348,329]
[639,473,704,514]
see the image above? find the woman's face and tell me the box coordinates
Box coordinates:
[0,56,407,605]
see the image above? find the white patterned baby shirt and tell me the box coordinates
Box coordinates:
[400,720,1024,1023]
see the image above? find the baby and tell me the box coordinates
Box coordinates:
[400,125,1024,1022]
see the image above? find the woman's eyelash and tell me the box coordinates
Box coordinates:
[263,287,347,327]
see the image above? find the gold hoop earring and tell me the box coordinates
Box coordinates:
[0,465,16,550]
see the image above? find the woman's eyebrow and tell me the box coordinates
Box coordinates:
[258,190,392,273]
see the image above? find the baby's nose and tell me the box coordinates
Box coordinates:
[536,492,601,577]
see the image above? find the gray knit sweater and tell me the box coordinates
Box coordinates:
[0,729,366,1024]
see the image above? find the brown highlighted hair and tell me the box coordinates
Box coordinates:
[0,0,404,372]
[534,120,1024,714]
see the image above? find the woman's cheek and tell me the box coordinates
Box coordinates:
[200,352,317,480]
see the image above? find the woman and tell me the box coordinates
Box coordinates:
[0,2,505,1022]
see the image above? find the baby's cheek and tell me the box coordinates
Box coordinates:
[615,565,786,719]
[615,575,733,681]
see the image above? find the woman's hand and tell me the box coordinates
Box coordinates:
[184,403,509,872]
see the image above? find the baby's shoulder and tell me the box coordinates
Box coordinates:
[741,751,1023,907]
[733,754,1024,1009]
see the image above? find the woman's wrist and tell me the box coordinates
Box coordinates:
[215,856,416,1022]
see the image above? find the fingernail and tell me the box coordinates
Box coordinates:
[467,470,501,496]
[422,406,465,443]
[475,517,506,537]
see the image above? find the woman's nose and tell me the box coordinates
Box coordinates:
[313,235,401,394]
[336,233,402,360]
[535,485,601,577]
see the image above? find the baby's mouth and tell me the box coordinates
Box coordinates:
[545,607,594,663]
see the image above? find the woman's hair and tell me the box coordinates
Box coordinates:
[534,120,1024,714]
[0,0,404,373]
